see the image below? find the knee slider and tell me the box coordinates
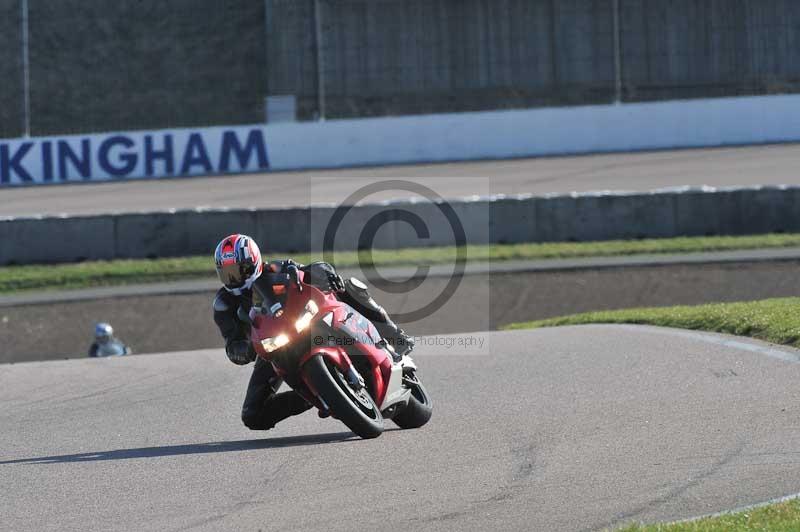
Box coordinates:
[241,408,270,430]
[241,408,259,429]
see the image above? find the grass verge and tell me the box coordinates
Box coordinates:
[503,297,800,349]
[617,498,800,531]
[2,232,800,295]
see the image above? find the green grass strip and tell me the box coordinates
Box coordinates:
[2,232,800,295]
[503,297,800,349]
[617,498,800,531]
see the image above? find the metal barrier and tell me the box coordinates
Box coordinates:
[2,186,798,265]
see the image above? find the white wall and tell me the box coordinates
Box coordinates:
[2,93,800,186]
[265,94,800,169]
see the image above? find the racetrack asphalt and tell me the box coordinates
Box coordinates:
[2,143,800,217]
[2,325,800,531]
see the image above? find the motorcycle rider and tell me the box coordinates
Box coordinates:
[212,233,414,431]
[88,323,132,357]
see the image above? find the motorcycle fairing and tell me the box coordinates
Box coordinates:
[250,278,400,412]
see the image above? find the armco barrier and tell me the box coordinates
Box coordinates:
[1,185,799,265]
[0,214,115,264]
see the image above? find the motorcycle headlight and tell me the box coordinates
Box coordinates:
[294,300,320,333]
[261,333,290,353]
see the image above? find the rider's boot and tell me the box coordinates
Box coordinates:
[340,277,414,361]
[373,317,414,361]
[243,391,312,430]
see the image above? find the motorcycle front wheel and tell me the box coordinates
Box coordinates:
[392,370,433,429]
[304,354,384,439]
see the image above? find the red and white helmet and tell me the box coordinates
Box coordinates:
[214,234,264,295]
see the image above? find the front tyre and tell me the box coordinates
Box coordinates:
[304,355,384,439]
[392,370,433,429]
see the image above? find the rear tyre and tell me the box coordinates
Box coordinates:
[304,355,384,439]
[392,370,433,429]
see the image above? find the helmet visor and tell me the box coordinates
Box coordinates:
[217,261,255,290]
[218,263,246,289]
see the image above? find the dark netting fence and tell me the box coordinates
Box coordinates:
[1,0,799,138]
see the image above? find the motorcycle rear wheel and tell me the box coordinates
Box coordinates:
[304,354,384,439]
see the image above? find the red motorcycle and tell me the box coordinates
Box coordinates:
[248,268,432,439]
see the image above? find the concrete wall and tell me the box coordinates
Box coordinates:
[3,186,800,265]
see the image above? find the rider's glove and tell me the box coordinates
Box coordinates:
[284,259,300,268]
[226,339,255,365]
[327,272,346,293]
[286,263,302,293]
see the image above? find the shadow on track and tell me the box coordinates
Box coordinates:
[0,431,356,465]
